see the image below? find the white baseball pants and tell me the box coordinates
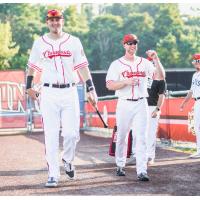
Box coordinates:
[145,106,160,159]
[131,106,160,160]
[115,98,148,175]
[40,86,80,179]
[194,100,200,153]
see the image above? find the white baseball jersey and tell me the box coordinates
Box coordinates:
[27,33,88,84]
[190,71,200,154]
[190,71,200,98]
[106,56,155,99]
[27,33,88,179]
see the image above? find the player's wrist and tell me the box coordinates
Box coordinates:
[156,106,160,111]
[86,79,94,92]
[25,88,32,94]
[26,75,33,90]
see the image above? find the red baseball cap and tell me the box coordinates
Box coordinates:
[123,34,138,44]
[46,9,63,19]
[192,53,200,60]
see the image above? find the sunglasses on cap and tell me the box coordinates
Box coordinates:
[192,60,200,64]
[46,9,63,19]
[126,40,138,45]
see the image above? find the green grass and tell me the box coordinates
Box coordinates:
[169,146,196,154]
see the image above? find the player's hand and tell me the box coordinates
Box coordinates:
[26,88,39,100]
[87,90,98,108]
[146,50,158,61]
[151,109,160,118]
[124,78,139,86]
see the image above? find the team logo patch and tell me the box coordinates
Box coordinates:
[43,50,72,59]
[122,70,146,78]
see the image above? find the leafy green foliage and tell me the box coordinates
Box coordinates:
[63,5,89,35]
[122,12,154,57]
[0,3,199,70]
[0,4,44,69]
[156,33,180,67]
[0,22,19,69]
[87,14,123,70]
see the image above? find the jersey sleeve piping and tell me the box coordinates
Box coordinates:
[27,62,42,72]
[74,61,89,71]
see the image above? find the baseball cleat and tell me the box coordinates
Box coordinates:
[189,152,200,158]
[62,159,75,180]
[45,177,58,187]
[116,166,125,176]
[137,173,149,181]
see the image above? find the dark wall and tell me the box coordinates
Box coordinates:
[91,69,195,97]
[165,70,194,91]
[91,72,115,97]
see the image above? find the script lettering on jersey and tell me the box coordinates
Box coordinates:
[43,50,72,59]
[122,70,146,78]
[192,79,200,87]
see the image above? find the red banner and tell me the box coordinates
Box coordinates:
[85,97,196,142]
[0,70,26,128]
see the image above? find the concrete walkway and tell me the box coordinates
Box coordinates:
[0,131,200,196]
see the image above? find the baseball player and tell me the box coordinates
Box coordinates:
[26,9,97,187]
[129,54,166,165]
[180,53,200,158]
[106,34,164,181]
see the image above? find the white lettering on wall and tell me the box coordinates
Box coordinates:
[0,81,25,113]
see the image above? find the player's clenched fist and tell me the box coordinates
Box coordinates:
[124,78,139,86]
[87,90,98,107]
[85,79,98,107]
[26,88,39,100]
[146,50,158,60]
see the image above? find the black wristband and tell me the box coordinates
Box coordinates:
[26,75,33,90]
[86,79,94,92]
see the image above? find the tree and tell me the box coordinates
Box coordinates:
[0,22,19,69]
[82,4,96,24]
[63,5,89,36]
[87,14,123,70]
[184,16,200,26]
[122,12,154,57]
[153,4,183,38]
[156,33,180,68]
[104,3,139,18]
[0,3,199,70]
[134,3,161,19]
[0,4,44,69]
[176,24,200,68]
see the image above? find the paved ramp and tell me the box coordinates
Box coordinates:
[0,131,200,195]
